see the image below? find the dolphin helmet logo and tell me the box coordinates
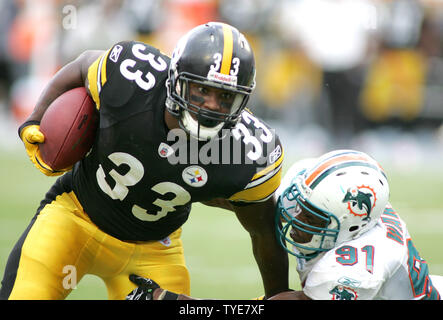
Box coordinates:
[329,286,358,300]
[342,185,376,219]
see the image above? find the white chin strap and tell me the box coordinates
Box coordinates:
[181,110,224,141]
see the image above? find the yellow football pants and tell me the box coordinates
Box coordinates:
[4,191,190,300]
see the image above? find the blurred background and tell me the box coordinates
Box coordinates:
[0,0,442,299]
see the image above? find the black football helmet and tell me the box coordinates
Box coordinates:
[166,22,256,140]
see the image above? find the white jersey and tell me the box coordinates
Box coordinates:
[297,208,441,300]
[277,160,442,300]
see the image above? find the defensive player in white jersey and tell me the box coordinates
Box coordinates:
[125,149,443,300]
[271,149,442,300]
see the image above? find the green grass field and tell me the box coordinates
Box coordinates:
[1,148,442,299]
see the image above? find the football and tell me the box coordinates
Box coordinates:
[39,87,98,171]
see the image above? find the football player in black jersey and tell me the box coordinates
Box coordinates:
[1,22,289,299]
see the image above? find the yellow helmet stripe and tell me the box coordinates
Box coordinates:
[220,24,233,75]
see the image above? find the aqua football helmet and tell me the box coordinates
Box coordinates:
[276,150,390,260]
[166,22,256,140]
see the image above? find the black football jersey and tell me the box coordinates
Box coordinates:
[59,41,284,241]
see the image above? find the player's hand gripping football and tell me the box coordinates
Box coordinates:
[18,121,67,176]
[126,275,179,300]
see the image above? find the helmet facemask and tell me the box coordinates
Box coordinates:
[276,175,340,260]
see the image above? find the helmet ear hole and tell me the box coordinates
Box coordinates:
[349,225,359,232]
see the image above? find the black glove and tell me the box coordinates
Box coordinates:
[126,275,160,300]
[126,274,180,300]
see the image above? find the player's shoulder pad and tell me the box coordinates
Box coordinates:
[228,109,284,203]
[87,40,170,109]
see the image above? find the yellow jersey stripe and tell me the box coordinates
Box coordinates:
[245,162,282,189]
[252,148,284,181]
[87,50,109,110]
[228,165,282,202]
[100,49,110,88]
[87,54,103,109]
[220,24,233,75]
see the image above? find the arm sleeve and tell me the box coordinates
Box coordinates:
[87,49,111,110]
[87,41,133,110]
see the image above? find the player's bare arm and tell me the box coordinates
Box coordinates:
[200,197,289,297]
[25,50,103,123]
[233,197,290,298]
[201,198,234,211]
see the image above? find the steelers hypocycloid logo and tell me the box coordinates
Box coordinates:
[182,166,208,187]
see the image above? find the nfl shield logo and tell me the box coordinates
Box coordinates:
[158,142,173,158]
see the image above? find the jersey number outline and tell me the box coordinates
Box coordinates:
[120,43,167,91]
[336,242,440,299]
[96,152,191,222]
[335,245,374,274]
[232,112,273,161]
[210,53,240,75]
